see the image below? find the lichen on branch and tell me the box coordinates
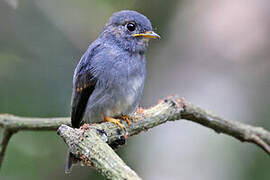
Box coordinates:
[1,96,270,179]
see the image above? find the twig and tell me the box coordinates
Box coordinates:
[0,129,15,168]
[0,114,70,131]
[0,114,70,168]
[181,100,270,154]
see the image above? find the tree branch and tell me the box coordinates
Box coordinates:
[0,129,15,167]
[0,96,270,178]
[58,125,141,180]
[181,100,270,154]
[59,96,270,153]
[0,114,70,131]
[0,115,70,168]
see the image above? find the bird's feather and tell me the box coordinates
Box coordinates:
[71,44,101,128]
[71,74,96,128]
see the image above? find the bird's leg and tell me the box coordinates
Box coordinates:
[104,116,124,130]
[120,115,132,126]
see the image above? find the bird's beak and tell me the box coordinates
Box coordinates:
[133,31,161,39]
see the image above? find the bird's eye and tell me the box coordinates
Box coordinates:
[126,22,136,31]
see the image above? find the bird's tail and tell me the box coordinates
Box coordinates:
[65,151,80,174]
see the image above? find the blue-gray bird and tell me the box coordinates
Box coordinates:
[65,10,160,173]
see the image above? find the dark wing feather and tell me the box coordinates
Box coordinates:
[71,72,96,128]
[71,44,101,128]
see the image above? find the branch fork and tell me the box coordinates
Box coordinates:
[1,96,270,179]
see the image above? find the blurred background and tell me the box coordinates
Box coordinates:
[0,0,270,179]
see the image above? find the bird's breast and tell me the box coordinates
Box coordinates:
[125,74,144,105]
[110,59,145,115]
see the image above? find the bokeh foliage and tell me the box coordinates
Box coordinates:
[0,0,269,180]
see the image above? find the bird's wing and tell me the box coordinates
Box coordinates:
[71,71,96,128]
[71,44,100,128]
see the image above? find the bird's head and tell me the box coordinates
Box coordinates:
[100,10,160,53]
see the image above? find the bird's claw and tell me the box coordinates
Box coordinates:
[120,115,132,126]
[104,116,124,130]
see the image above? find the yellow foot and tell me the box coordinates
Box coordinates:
[104,116,124,130]
[120,115,132,126]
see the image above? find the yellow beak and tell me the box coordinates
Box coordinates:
[133,31,160,39]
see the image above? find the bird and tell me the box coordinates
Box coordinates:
[65,10,160,173]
